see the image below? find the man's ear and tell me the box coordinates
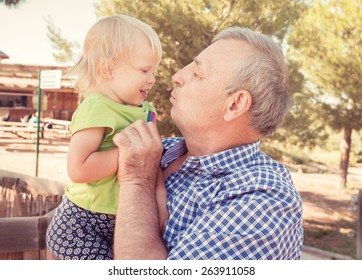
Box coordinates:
[100,61,114,80]
[223,90,252,122]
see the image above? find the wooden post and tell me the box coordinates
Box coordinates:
[0,209,55,259]
[38,208,56,249]
[357,189,362,260]
[0,216,40,253]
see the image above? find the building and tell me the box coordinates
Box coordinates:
[0,63,79,122]
[0,51,9,60]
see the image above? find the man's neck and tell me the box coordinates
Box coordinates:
[184,133,259,157]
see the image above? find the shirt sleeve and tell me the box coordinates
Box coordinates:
[70,98,114,135]
[166,187,303,260]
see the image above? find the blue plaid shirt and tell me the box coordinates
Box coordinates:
[161,138,303,260]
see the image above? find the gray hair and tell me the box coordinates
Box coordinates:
[212,27,291,136]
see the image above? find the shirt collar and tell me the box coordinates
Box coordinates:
[161,138,260,175]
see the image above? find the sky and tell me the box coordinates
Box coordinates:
[0,0,98,66]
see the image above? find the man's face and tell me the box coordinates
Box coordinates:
[170,39,252,135]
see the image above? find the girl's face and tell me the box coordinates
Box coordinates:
[106,34,159,106]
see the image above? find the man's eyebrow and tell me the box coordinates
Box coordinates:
[194,57,207,71]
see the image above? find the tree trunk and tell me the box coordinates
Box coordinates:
[339,126,352,188]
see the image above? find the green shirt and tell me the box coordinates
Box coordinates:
[65,92,157,214]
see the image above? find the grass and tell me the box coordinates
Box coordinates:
[265,128,362,168]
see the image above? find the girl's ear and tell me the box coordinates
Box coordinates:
[100,61,114,80]
[223,90,252,122]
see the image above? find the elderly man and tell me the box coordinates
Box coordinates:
[113,27,303,260]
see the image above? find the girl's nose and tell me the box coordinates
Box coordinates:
[148,73,156,84]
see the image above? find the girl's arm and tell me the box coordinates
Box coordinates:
[67,127,118,183]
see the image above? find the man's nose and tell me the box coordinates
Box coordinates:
[172,68,184,87]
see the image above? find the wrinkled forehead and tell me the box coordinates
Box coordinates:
[195,39,253,73]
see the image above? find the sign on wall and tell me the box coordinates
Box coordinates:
[40,70,62,89]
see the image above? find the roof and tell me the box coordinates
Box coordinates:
[0,51,9,60]
[0,63,76,94]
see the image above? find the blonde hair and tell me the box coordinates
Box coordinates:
[72,15,162,94]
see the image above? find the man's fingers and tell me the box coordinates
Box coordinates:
[146,121,161,141]
[114,120,162,183]
[113,120,161,151]
[147,122,163,153]
[113,120,143,146]
[113,132,131,150]
[133,121,162,153]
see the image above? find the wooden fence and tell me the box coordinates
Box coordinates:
[0,119,71,140]
[0,177,61,218]
[0,170,64,260]
[1,170,362,260]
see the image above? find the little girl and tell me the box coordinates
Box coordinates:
[46,15,167,260]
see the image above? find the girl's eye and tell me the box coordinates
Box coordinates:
[193,72,200,78]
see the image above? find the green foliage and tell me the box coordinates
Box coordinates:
[269,126,362,168]
[0,0,24,7]
[357,151,362,163]
[46,0,306,138]
[288,0,362,133]
[45,17,80,66]
[267,59,329,148]
[287,0,362,186]
[93,0,305,136]
[260,145,283,161]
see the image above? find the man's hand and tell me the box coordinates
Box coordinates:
[112,120,167,259]
[113,120,163,186]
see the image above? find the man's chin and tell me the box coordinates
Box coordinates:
[170,109,177,123]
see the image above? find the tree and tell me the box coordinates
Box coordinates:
[45,17,80,66]
[47,0,306,139]
[266,59,329,149]
[93,0,305,136]
[288,0,362,188]
[0,0,23,6]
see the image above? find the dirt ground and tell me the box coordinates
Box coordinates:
[290,165,362,258]
[1,131,362,259]
[0,132,70,184]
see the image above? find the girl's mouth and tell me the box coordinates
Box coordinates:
[140,89,149,99]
